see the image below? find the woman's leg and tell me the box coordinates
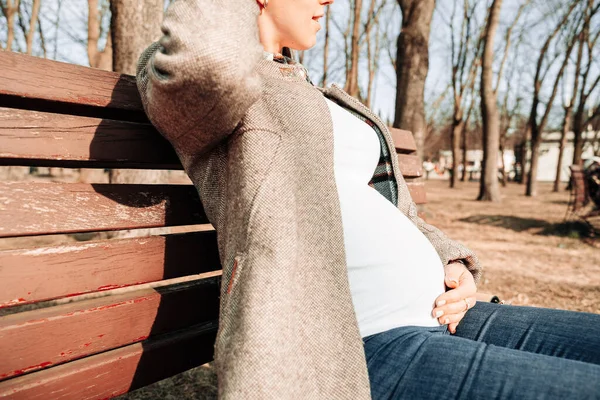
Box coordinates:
[454,302,600,365]
[363,325,600,400]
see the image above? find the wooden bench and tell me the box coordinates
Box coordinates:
[568,164,600,234]
[0,51,426,399]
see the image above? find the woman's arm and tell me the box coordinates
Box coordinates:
[136,0,264,160]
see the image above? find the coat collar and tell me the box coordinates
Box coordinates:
[261,50,314,85]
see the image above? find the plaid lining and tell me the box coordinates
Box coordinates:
[327,99,398,206]
[264,51,398,206]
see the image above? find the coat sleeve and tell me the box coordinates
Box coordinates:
[135,0,264,159]
[398,179,483,284]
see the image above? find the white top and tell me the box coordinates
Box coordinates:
[326,97,446,338]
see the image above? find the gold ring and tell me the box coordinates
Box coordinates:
[464,298,470,312]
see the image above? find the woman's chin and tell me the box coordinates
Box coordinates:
[295,38,317,52]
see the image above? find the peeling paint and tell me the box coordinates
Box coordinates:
[0,361,53,379]
[0,298,27,308]
[23,242,99,256]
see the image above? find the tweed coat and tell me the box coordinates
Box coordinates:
[136,0,482,398]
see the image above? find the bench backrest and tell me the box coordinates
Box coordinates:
[0,51,424,399]
[569,164,589,212]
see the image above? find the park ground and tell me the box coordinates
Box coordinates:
[425,180,599,314]
[118,179,600,400]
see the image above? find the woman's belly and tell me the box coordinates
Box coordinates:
[337,182,446,337]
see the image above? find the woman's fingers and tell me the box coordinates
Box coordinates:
[448,321,459,334]
[432,296,477,325]
[437,311,465,326]
[435,282,475,307]
[432,262,478,332]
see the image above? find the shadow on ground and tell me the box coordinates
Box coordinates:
[458,215,592,238]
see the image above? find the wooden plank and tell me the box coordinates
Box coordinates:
[0,231,220,308]
[0,182,207,238]
[0,52,142,112]
[0,321,217,400]
[0,108,181,169]
[0,276,220,381]
[389,128,417,154]
[397,154,422,178]
[406,181,426,204]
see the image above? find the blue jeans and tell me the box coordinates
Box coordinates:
[363,302,600,399]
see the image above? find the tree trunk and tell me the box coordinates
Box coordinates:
[499,143,507,187]
[321,6,331,87]
[525,1,577,197]
[571,0,598,166]
[554,107,571,192]
[345,0,363,98]
[450,118,463,188]
[394,0,435,161]
[526,124,541,196]
[87,0,113,70]
[460,130,467,182]
[478,0,502,202]
[572,106,585,166]
[24,0,41,55]
[4,0,20,51]
[110,0,164,75]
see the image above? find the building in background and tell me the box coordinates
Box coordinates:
[433,130,598,182]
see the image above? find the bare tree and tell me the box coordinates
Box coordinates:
[555,23,586,192]
[13,0,41,55]
[477,0,529,200]
[394,0,435,160]
[460,90,477,183]
[321,5,331,87]
[571,0,600,166]
[526,1,579,197]
[478,0,503,201]
[446,0,485,188]
[364,0,386,107]
[87,0,112,70]
[26,0,40,55]
[344,0,363,97]
[0,0,20,51]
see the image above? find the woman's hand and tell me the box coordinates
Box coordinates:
[432,262,477,334]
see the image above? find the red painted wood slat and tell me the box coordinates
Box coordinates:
[397,154,423,178]
[389,127,417,154]
[0,275,221,381]
[0,51,143,112]
[0,182,207,238]
[0,321,217,400]
[0,107,180,169]
[0,231,220,308]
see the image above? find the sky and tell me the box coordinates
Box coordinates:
[1,0,597,129]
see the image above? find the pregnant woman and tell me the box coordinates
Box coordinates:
[136,0,600,398]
